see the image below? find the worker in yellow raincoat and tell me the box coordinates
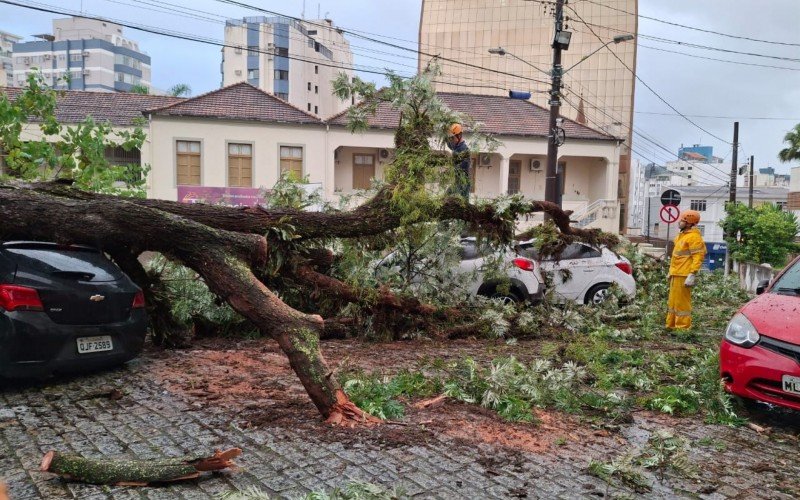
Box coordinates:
[666,209,706,329]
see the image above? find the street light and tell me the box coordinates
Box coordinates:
[488,30,634,210]
[488,46,549,76]
[563,34,635,74]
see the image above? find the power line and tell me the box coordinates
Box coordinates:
[635,110,800,121]
[580,0,800,48]
[559,76,733,185]
[211,0,552,87]
[560,89,733,185]
[567,22,800,64]
[99,0,536,93]
[565,5,733,146]
[638,43,800,72]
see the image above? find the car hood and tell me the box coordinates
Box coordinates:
[741,292,800,344]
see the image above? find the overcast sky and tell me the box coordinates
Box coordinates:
[2,0,799,175]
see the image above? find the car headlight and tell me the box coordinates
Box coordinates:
[724,313,760,348]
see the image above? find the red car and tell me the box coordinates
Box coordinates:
[720,255,800,411]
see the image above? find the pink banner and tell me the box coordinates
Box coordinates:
[177,186,267,207]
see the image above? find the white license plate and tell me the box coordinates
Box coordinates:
[782,375,800,396]
[76,335,113,354]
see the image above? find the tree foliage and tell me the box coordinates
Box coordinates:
[720,202,799,266]
[0,72,149,196]
[778,123,800,163]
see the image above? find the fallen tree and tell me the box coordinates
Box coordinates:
[0,68,617,424]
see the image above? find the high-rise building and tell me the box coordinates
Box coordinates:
[12,17,151,92]
[418,0,638,232]
[0,30,22,87]
[221,16,353,118]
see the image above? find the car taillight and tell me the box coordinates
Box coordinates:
[0,284,44,312]
[132,290,146,309]
[615,262,632,275]
[512,258,536,272]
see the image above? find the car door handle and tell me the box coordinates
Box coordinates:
[582,269,594,272]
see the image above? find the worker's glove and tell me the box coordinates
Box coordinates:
[684,273,696,287]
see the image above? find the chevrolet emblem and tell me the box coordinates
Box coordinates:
[89,294,105,302]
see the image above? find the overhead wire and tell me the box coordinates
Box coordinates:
[559,91,734,186]
[579,0,800,47]
[565,5,733,146]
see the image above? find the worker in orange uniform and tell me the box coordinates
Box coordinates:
[666,209,706,329]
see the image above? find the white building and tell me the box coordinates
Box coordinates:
[221,16,353,118]
[12,17,151,92]
[743,167,791,189]
[643,186,789,244]
[0,30,21,87]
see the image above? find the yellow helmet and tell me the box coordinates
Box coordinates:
[448,123,463,136]
[680,210,701,225]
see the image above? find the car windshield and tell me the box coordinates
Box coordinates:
[2,245,123,282]
[772,259,800,295]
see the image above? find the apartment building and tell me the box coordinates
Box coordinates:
[221,16,353,118]
[12,17,151,92]
[418,0,638,232]
[0,30,21,87]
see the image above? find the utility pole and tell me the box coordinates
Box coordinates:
[545,0,565,208]
[748,155,754,208]
[728,122,739,205]
[725,122,739,276]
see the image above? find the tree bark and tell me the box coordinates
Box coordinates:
[40,449,241,485]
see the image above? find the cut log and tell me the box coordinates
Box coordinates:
[40,448,241,485]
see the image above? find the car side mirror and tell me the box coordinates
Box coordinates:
[756,279,770,295]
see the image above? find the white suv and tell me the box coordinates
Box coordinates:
[516,241,636,305]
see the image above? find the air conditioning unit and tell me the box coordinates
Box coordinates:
[266,42,275,52]
[234,46,242,54]
[82,69,91,76]
[23,57,30,65]
[479,153,492,167]
[529,159,542,172]
[235,69,242,76]
[379,148,390,160]
[82,51,90,57]
[43,54,51,60]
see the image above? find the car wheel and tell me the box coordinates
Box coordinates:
[490,291,523,305]
[584,284,610,305]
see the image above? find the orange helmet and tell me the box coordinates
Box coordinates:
[680,209,701,225]
[448,123,463,136]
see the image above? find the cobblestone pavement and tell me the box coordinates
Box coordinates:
[1,355,799,499]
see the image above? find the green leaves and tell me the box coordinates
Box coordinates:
[778,123,800,163]
[720,202,799,267]
[0,71,148,197]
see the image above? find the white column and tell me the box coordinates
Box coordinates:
[498,155,510,197]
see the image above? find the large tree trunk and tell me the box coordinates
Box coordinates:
[0,184,375,424]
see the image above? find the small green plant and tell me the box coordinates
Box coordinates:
[339,371,440,420]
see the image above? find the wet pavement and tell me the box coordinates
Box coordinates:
[1,354,799,499]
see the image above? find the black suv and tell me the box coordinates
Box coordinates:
[0,242,147,378]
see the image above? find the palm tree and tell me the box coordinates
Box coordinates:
[167,84,192,97]
[778,123,800,163]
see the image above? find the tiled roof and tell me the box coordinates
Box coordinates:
[146,82,323,125]
[0,87,182,126]
[326,92,616,141]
